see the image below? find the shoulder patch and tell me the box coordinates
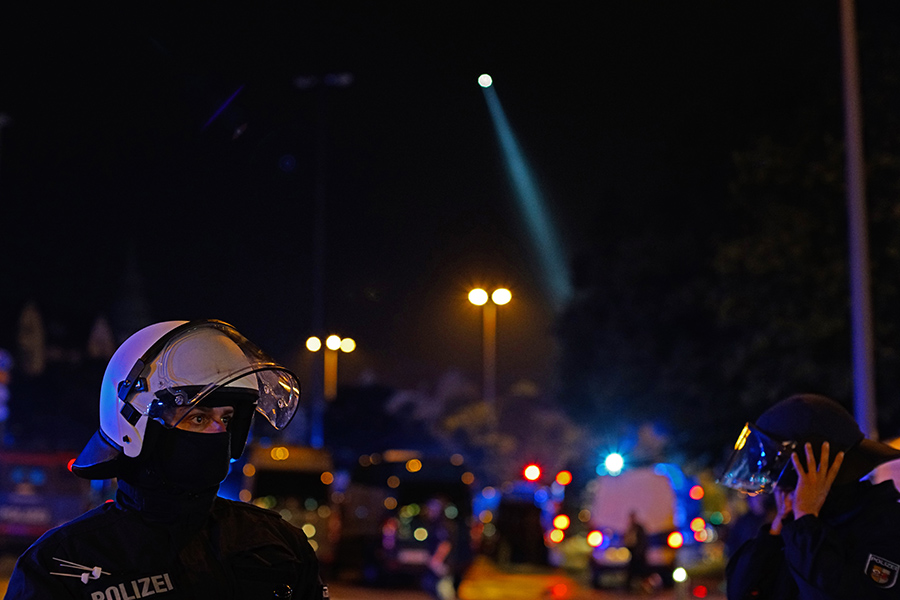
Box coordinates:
[865,554,899,588]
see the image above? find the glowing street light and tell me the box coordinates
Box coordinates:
[468,288,489,306]
[469,287,511,404]
[307,335,355,400]
[492,288,511,305]
[325,335,342,351]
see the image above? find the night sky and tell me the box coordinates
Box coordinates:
[0,3,881,398]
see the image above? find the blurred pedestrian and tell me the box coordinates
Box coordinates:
[719,393,900,599]
[421,496,456,600]
[623,510,649,593]
[6,320,327,599]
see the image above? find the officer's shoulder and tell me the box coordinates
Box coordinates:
[211,498,312,549]
[18,502,121,557]
[213,496,294,523]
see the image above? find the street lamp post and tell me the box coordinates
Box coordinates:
[294,73,353,449]
[306,334,356,444]
[468,288,512,404]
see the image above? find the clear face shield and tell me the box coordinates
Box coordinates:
[118,321,300,432]
[718,423,798,494]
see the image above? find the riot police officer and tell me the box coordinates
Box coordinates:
[6,320,327,599]
[720,393,900,599]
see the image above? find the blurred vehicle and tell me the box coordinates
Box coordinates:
[238,443,339,569]
[477,480,550,567]
[0,450,109,552]
[476,465,576,568]
[586,461,703,589]
[338,450,473,586]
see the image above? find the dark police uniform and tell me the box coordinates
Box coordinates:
[726,480,900,599]
[6,496,327,600]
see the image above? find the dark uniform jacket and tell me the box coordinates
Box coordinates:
[5,496,326,600]
[726,480,900,599]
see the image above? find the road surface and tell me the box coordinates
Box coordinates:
[0,554,725,599]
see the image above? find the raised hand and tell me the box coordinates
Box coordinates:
[790,442,844,519]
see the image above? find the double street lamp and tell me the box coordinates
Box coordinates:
[468,288,512,405]
[306,335,356,400]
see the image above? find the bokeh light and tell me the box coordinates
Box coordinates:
[553,514,570,530]
[604,453,624,474]
[523,464,541,481]
[468,288,488,305]
[667,531,684,549]
[555,470,572,486]
[689,485,705,500]
[325,335,342,350]
[586,530,604,547]
[492,288,512,305]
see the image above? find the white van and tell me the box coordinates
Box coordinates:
[586,463,699,589]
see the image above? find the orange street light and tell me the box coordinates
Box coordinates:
[468,288,512,404]
[307,335,355,400]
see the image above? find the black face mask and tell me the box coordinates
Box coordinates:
[136,421,232,492]
[116,422,233,524]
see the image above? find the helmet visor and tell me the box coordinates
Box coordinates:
[718,422,797,494]
[139,321,300,430]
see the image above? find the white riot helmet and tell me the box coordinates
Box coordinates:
[72,320,301,479]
